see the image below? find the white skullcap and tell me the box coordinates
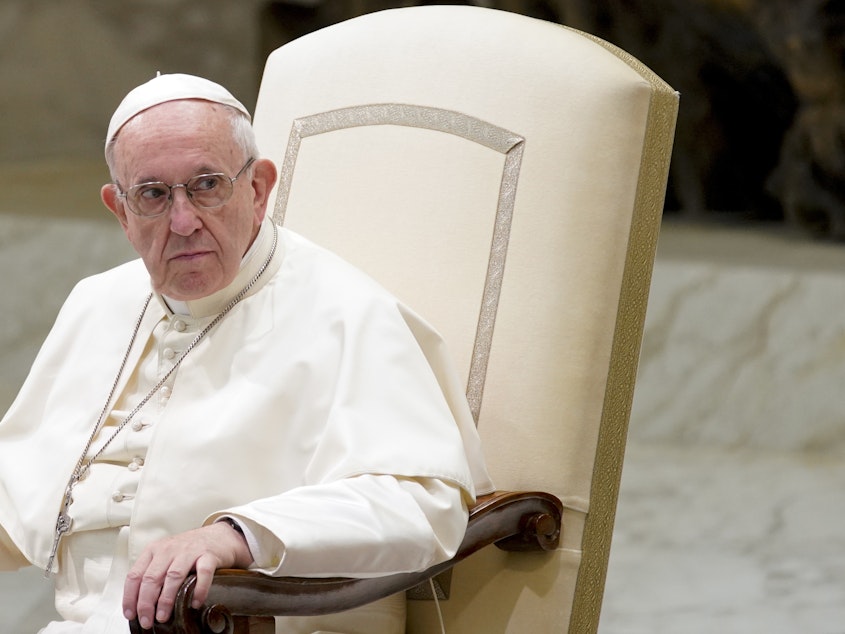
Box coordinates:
[106,73,251,153]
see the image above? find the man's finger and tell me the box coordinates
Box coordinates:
[134,557,174,629]
[155,562,194,624]
[190,554,220,610]
[122,550,153,622]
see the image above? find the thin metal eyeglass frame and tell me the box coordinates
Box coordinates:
[116,156,256,218]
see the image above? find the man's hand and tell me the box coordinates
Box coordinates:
[123,521,254,629]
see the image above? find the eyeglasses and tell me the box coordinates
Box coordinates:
[116,157,255,218]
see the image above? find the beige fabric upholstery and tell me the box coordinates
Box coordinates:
[253,6,677,633]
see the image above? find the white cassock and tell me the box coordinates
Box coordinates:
[0,216,494,633]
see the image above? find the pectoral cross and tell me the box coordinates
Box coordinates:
[45,486,75,577]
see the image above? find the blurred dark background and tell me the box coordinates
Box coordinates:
[3,0,844,238]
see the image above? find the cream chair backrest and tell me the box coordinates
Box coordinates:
[253,6,677,632]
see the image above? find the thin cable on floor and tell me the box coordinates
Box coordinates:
[429,577,447,634]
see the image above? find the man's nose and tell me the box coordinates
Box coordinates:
[168,186,202,235]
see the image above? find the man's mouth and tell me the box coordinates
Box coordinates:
[170,250,211,262]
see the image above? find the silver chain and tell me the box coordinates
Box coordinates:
[45,223,278,575]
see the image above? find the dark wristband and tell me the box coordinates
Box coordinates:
[219,517,245,536]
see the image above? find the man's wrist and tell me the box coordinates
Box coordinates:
[216,516,255,568]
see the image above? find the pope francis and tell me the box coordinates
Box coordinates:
[0,74,492,633]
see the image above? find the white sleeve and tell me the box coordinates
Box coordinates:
[207,474,468,578]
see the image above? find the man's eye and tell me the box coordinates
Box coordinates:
[138,185,168,200]
[192,176,222,192]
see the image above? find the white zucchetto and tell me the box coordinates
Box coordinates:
[105,73,251,153]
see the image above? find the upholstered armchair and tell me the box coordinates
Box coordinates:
[131,6,678,633]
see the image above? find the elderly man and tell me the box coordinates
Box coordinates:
[0,74,492,633]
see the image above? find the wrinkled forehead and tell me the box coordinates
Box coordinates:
[111,101,240,178]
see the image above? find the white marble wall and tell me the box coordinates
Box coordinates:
[601,221,845,634]
[631,222,845,453]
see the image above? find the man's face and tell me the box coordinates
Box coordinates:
[102,100,274,300]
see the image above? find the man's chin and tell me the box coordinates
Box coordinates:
[159,274,224,301]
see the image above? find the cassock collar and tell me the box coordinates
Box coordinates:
[155,216,283,319]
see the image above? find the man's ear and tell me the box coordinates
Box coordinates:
[250,158,278,224]
[101,184,129,230]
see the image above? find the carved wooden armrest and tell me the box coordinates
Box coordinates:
[129,490,562,634]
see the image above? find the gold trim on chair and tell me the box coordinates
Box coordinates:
[272,103,525,424]
[565,28,680,634]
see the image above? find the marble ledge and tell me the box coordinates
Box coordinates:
[630,220,845,453]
